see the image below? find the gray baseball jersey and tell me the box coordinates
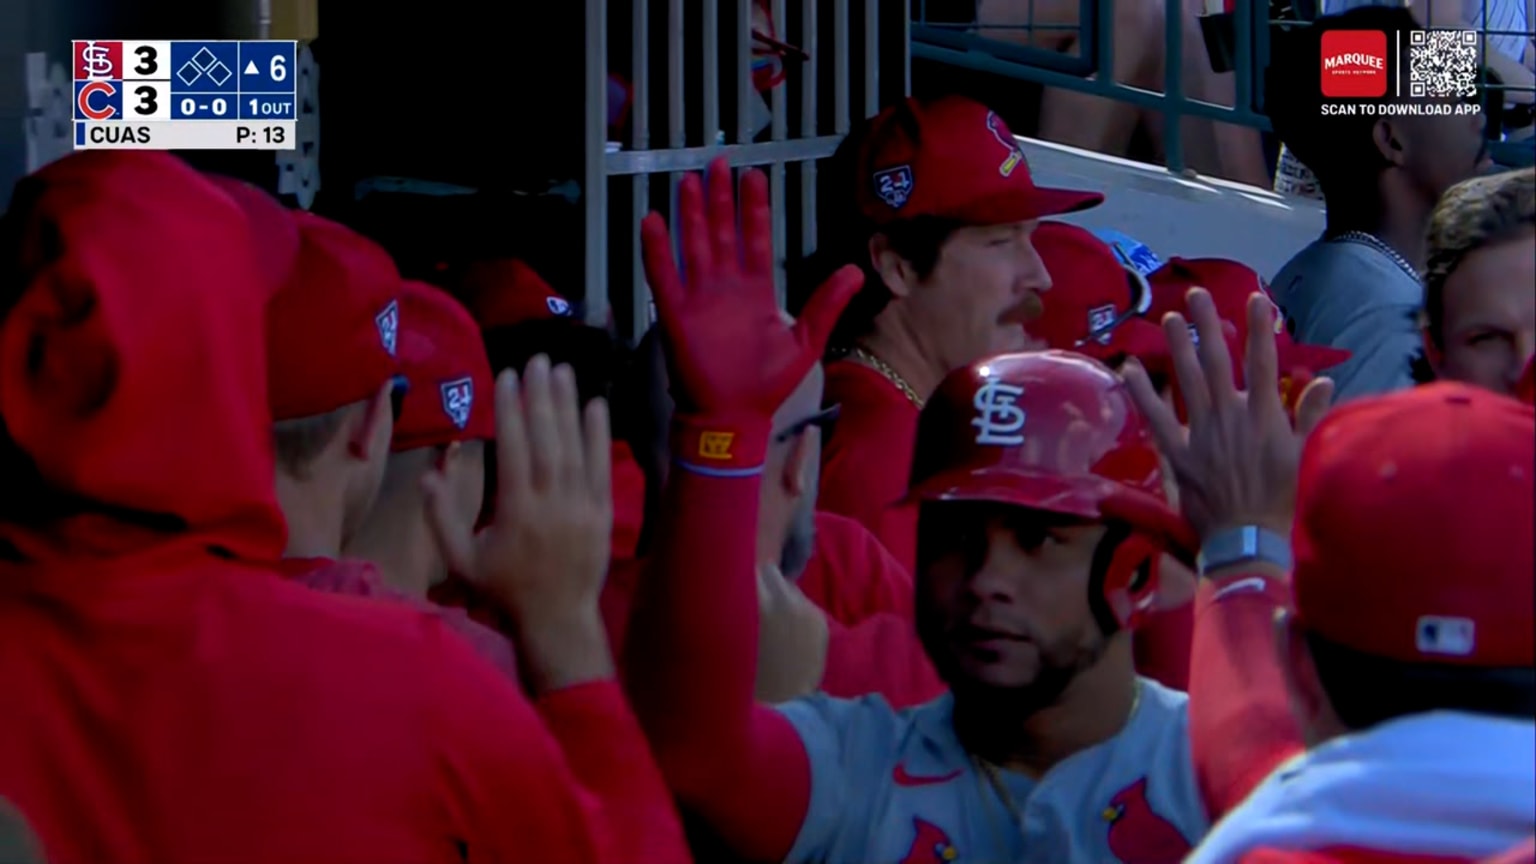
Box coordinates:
[775,678,1206,864]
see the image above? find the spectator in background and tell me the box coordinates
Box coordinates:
[1276,0,1534,199]
[1417,167,1536,395]
[1266,6,1489,402]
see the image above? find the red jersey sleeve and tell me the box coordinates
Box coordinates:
[624,463,813,863]
[1189,575,1305,819]
[816,362,920,553]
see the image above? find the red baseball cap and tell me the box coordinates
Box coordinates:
[392,281,495,452]
[267,212,403,421]
[203,175,300,298]
[1028,222,1164,360]
[459,259,575,330]
[1293,383,1534,667]
[855,96,1103,226]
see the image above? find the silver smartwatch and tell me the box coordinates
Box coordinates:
[1196,525,1293,577]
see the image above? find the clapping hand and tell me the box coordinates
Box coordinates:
[424,356,614,693]
[1120,289,1334,545]
[639,158,862,465]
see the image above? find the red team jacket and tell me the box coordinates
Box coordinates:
[0,153,686,864]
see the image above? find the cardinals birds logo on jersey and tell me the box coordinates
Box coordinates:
[1102,778,1192,864]
[899,818,959,863]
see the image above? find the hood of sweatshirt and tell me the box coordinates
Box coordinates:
[0,151,286,565]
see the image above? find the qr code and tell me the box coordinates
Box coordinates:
[1407,29,1480,99]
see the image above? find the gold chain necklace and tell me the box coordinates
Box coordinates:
[971,680,1144,854]
[849,347,925,409]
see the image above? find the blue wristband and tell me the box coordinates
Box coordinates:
[1197,525,1293,576]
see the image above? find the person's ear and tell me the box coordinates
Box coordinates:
[1372,118,1410,168]
[869,233,918,299]
[433,440,463,476]
[347,378,395,460]
[781,432,815,500]
[1420,324,1444,372]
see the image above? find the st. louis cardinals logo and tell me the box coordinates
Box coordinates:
[439,378,474,429]
[899,817,959,863]
[375,300,399,356]
[972,379,1026,446]
[984,111,1024,177]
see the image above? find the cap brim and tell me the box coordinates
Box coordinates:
[1106,316,1166,358]
[947,184,1104,226]
[904,465,1198,566]
[904,466,1122,517]
[1279,341,1350,373]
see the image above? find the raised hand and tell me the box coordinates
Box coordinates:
[1120,289,1334,543]
[639,158,862,466]
[424,356,614,692]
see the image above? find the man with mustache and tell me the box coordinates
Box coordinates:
[797,95,1103,571]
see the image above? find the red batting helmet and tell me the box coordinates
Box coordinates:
[905,350,1195,630]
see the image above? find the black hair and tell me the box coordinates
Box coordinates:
[1265,6,1422,189]
[1307,630,1536,730]
[481,319,617,409]
[785,108,962,354]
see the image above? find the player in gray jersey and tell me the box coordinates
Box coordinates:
[624,156,1296,864]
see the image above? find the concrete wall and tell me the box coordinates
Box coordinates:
[1018,137,1326,280]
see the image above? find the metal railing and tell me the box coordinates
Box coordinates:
[582,0,901,342]
[580,0,1536,336]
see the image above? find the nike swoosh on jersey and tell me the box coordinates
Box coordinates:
[892,765,965,787]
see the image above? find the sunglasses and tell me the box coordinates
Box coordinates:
[389,374,410,421]
[774,404,840,443]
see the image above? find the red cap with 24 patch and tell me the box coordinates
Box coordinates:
[855,95,1103,226]
[1293,383,1534,667]
[459,259,575,330]
[267,212,402,421]
[1028,222,1165,360]
[392,281,496,452]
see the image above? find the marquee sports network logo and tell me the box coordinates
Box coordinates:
[1317,28,1482,118]
[1320,30,1388,98]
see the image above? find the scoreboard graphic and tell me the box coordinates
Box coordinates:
[72,40,298,151]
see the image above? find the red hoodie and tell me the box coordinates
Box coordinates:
[0,153,686,864]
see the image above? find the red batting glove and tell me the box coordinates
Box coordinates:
[639,157,862,474]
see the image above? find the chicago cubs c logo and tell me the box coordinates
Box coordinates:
[76,80,117,120]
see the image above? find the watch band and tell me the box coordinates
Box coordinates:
[1197,525,1293,576]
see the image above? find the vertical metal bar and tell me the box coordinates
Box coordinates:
[799,0,820,256]
[703,0,721,144]
[834,0,850,132]
[863,0,880,115]
[1233,0,1252,117]
[1161,0,1185,172]
[771,0,788,305]
[738,0,755,143]
[902,0,912,95]
[668,0,686,260]
[631,0,652,344]
[584,0,610,327]
[1094,0,1114,81]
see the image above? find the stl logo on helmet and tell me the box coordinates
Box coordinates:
[698,430,736,460]
[985,111,1024,177]
[439,378,474,429]
[972,379,1027,446]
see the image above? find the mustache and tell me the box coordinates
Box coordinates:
[1001,292,1045,324]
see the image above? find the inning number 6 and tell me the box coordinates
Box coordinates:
[270,55,287,82]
